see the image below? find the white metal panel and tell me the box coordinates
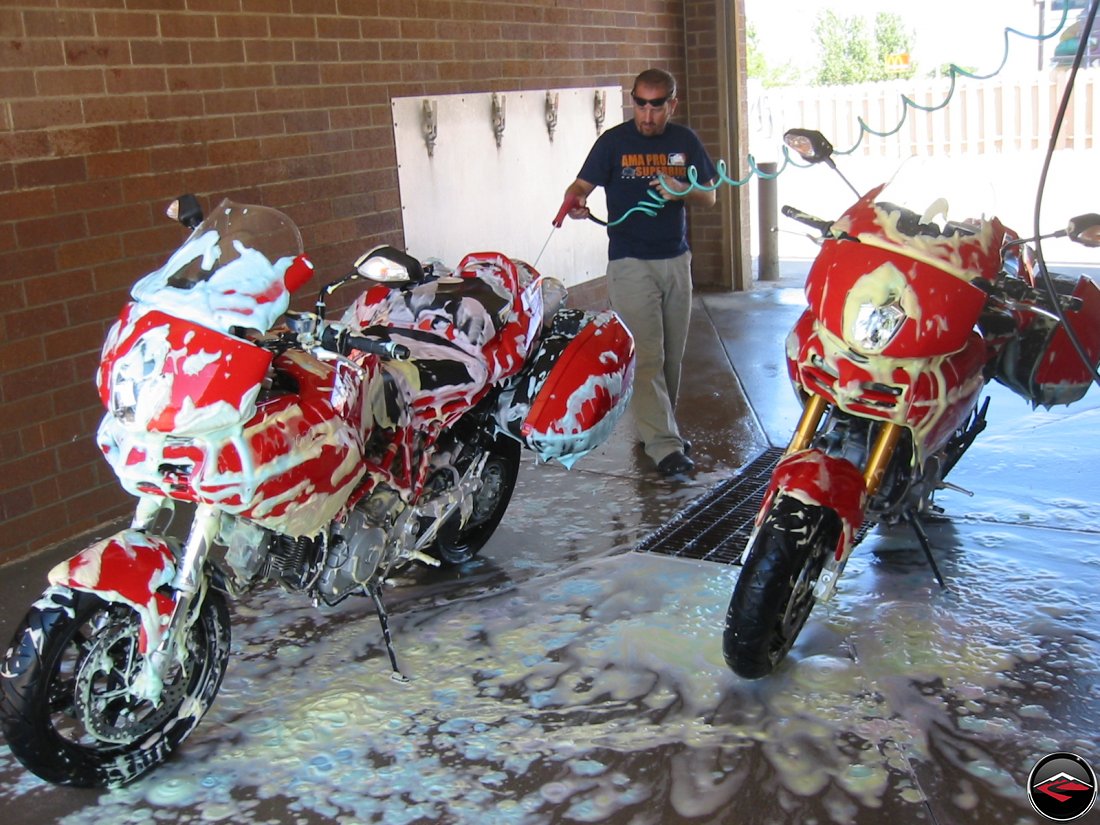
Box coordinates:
[392,87,623,288]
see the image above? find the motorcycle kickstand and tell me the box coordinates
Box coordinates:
[367,580,410,683]
[904,510,947,590]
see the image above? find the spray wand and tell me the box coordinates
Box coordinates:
[533,193,608,269]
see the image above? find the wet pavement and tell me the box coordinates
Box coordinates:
[2,276,1099,824]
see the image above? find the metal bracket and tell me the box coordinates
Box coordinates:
[491,93,506,148]
[545,91,559,142]
[421,99,438,157]
[594,89,606,135]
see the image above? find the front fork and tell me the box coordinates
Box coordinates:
[140,501,220,696]
[786,392,902,500]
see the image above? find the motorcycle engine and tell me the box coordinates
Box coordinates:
[315,488,401,604]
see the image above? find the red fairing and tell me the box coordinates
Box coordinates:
[805,241,991,358]
[99,346,370,539]
[788,314,991,457]
[47,530,177,654]
[98,306,273,434]
[762,450,867,561]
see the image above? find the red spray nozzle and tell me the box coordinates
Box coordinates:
[553,193,580,228]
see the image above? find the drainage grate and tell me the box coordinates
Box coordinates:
[635,446,785,565]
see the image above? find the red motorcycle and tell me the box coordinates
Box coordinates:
[0,195,635,787]
[723,129,1100,679]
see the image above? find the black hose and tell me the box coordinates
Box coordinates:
[1032,0,1100,390]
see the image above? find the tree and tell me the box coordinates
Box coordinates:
[813,10,916,86]
[747,23,801,87]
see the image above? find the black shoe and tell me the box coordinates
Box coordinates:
[657,450,695,477]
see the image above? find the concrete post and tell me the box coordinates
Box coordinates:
[758,161,778,281]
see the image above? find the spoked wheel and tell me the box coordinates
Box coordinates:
[428,433,522,565]
[0,585,231,787]
[723,496,840,679]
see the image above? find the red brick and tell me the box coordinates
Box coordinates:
[83,95,150,124]
[106,66,168,94]
[86,149,151,181]
[10,98,84,131]
[0,68,36,97]
[49,125,121,158]
[56,235,124,271]
[15,156,88,189]
[24,9,96,38]
[16,213,86,249]
[130,38,190,65]
[0,336,45,374]
[94,10,160,37]
[0,188,55,222]
[159,12,217,39]
[63,38,132,66]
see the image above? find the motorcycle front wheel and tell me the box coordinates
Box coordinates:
[0,585,231,788]
[723,495,840,679]
[429,432,522,565]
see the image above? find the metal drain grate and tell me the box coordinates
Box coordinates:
[635,446,785,565]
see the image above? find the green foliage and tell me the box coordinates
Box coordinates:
[813,10,917,86]
[747,22,802,87]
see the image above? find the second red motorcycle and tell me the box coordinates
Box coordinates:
[723,129,1100,679]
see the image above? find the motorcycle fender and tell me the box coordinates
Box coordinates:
[47,529,177,655]
[765,449,867,562]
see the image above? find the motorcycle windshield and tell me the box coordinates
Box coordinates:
[130,199,307,335]
[833,158,1010,284]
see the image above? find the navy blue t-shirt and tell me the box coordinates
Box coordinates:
[577,120,717,261]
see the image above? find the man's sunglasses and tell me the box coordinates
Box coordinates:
[631,94,671,109]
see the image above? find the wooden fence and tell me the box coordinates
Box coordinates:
[749,69,1098,160]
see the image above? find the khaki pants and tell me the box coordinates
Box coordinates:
[607,252,692,465]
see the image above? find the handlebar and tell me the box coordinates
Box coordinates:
[319,325,411,361]
[781,205,834,235]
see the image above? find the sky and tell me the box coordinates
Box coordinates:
[746,0,1059,80]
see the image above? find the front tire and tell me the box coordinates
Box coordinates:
[429,433,522,565]
[0,585,231,788]
[723,496,840,679]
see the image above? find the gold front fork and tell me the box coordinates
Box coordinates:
[785,392,902,499]
[785,393,828,454]
[863,421,902,499]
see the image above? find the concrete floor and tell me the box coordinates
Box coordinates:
[2,276,1099,824]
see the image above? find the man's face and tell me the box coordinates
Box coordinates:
[631,82,677,137]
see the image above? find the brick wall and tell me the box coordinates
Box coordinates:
[0,1,706,563]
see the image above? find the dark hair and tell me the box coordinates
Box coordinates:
[632,69,677,99]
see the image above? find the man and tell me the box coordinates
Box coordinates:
[561,68,717,477]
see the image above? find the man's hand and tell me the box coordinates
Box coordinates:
[651,174,687,200]
[554,190,590,227]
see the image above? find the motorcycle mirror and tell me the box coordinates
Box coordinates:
[167,194,204,229]
[783,129,834,165]
[1067,213,1100,248]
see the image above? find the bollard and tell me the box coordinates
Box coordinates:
[758,161,778,282]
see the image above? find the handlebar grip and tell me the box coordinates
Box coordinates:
[320,326,411,360]
[782,205,833,234]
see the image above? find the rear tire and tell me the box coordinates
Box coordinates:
[429,433,521,565]
[0,585,231,788]
[723,496,840,679]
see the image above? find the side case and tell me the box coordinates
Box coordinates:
[496,308,635,467]
[995,274,1100,407]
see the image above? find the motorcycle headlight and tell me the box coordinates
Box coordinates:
[849,300,906,353]
[109,335,171,426]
